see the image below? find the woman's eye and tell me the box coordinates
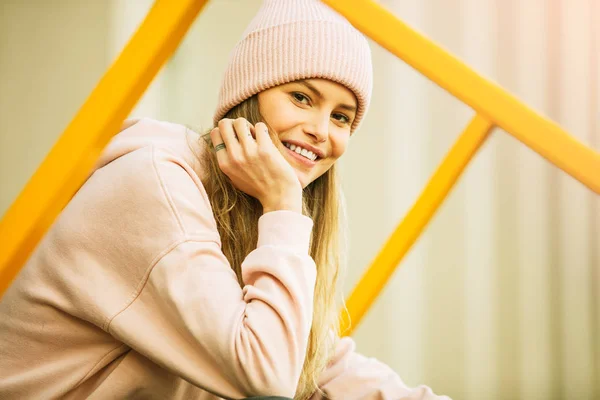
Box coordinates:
[292,92,309,104]
[332,113,350,124]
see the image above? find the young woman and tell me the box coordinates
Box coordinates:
[0,1,449,399]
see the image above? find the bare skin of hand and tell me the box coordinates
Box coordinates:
[210,118,302,214]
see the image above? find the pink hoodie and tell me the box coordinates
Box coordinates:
[0,118,449,399]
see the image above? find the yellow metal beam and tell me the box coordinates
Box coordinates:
[321,0,600,194]
[0,0,209,297]
[340,115,494,335]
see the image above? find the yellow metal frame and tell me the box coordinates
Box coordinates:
[340,115,494,334]
[0,0,598,343]
[322,0,600,192]
[323,0,600,334]
[0,0,209,295]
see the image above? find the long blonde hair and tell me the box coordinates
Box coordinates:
[194,95,347,399]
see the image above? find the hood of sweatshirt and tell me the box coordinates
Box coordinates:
[93,118,207,179]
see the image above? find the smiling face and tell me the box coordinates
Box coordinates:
[257,78,358,188]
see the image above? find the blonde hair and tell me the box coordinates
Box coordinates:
[195,95,348,399]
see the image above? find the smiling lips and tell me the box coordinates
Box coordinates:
[283,142,319,162]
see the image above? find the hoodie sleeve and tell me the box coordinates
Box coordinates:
[310,337,452,400]
[89,144,316,399]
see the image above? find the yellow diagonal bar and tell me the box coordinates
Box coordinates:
[322,0,600,194]
[0,0,209,297]
[340,115,494,335]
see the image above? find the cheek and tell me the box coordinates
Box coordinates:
[329,135,350,159]
[263,100,302,132]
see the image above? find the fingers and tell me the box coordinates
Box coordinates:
[233,118,255,148]
[218,119,242,158]
[216,118,257,154]
[209,126,228,164]
[254,122,271,147]
[211,118,260,170]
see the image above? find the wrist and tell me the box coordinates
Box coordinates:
[261,192,302,214]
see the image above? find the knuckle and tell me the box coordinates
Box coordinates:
[256,122,268,133]
[229,154,243,166]
[243,147,258,159]
[234,117,250,130]
[217,159,229,172]
[218,119,231,129]
[257,146,271,158]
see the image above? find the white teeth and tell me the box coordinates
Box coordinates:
[284,142,318,161]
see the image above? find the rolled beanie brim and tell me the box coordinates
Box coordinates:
[214,20,373,132]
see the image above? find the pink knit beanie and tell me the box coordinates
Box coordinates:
[213,0,373,132]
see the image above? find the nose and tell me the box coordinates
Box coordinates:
[305,111,329,143]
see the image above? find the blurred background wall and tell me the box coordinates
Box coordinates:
[0,0,598,399]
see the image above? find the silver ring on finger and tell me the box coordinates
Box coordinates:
[214,143,226,152]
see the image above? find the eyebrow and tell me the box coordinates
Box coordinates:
[296,80,357,113]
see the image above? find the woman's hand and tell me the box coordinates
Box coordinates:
[210,118,302,214]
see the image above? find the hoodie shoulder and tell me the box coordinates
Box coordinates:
[93,118,208,180]
[120,118,141,131]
